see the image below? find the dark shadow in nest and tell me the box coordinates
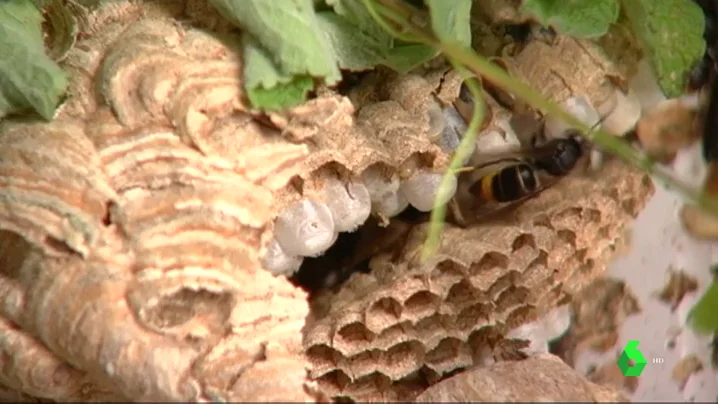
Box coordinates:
[290,206,427,296]
[335,71,373,96]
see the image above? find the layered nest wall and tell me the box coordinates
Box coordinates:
[0,1,653,402]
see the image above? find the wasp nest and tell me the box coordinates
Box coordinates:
[0,6,313,402]
[302,18,652,404]
[304,157,651,401]
[0,1,653,402]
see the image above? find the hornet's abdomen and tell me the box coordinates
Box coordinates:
[472,163,539,203]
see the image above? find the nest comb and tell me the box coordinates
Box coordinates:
[304,160,652,401]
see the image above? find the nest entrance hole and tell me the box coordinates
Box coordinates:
[290,207,426,296]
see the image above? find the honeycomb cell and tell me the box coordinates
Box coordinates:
[335,323,376,356]
[466,326,504,356]
[322,177,372,233]
[543,95,601,140]
[343,372,393,400]
[306,345,343,378]
[470,252,510,275]
[511,233,537,252]
[380,341,426,380]
[487,271,520,301]
[475,128,521,154]
[424,337,473,375]
[437,105,468,155]
[557,229,577,247]
[365,297,403,334]
[414,314,449,350]
[444,279,482,312]
[373,322,414,351]
[420,366,443,386]
[400,170,457,212]
[600,88,642,135]
[0,3,658,402]
[552,207,583,227]
[505,306,540,331]
[532,214,554,230]
[259,237,303,276]
[597,225,611,240]
[455,303,492,333]
[426,97,447,143]
[361,164,400,203]
[273,200,337,257]
[429,261,466,297]
[495,286,531,313]
[315,370,350,397]
[403,291,440,322]
[345,350,382,380]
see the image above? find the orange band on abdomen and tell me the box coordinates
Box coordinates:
[480,172,497,201]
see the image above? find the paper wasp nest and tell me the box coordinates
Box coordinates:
[304,159,652,401]
[0,1,652,402]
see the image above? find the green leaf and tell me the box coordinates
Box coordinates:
[242,35,312,110]
[620,0,705,98]
[0,0,68,120]
[425,0,472,47]
[687,280,718,335]
[326,0,393,48]
[383,44,438,73]
[247,76,315,111]
[324,0,439,73]
[521,0,619,39]
[209,0,341,85]
[316,11,388,71]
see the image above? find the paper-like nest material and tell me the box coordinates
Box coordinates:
[0,1,653,402]
[304,158,652,401]
[0,6,316,401]
[415,353,629,402]
[504,35,620,108]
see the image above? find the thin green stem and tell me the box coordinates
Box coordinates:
[361,0,419,43]
[421,64,484,262]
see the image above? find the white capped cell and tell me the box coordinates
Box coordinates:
[361,165,401,202]
[476,128,521,154]
[400,170,457,212]
[273,199,337,257]
[599,89,642,136]
[427,97,446,141]
[437,106,467,152]
[544,95,600,140]
[260,238,304,276]
[372,189,410,218]
[323,177,371,232]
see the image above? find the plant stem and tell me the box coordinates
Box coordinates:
[421,65,484,262]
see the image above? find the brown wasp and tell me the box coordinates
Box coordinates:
[448,106,596,227]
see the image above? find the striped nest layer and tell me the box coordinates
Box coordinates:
[0,2,653,402]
